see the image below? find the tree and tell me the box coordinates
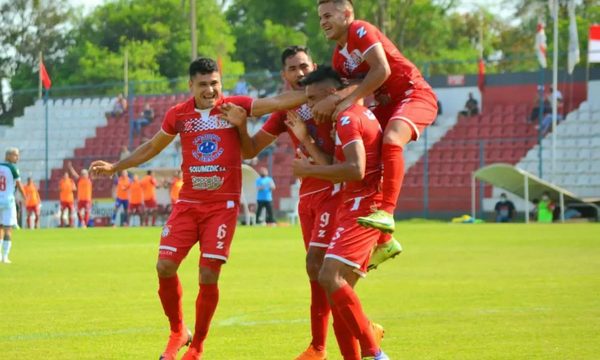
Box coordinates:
[0,0,74,121]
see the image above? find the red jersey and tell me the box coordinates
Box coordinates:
[161,96,254,203]
[262,104,336,197]
[334,104,382,202]
[332,20,430,102]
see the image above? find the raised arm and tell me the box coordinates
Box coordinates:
[67,161,80,180]
[292,140,365,183]
[90,130,175,177]
[250,90,307,117]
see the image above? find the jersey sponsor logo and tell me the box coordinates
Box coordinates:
[340,116,351,126]
[191,175,224,191]
[344,49,364,73]
[192,134,224,162]
[183,116,233,133]
[161,224,171,238]
[189,165,226,173]
[357,26,367,38]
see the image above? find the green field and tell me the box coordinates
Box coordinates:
[1,223,599,359]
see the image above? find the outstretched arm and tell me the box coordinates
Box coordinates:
[90,130,174,177]
[292,141,365,183]
[251,90,306,117]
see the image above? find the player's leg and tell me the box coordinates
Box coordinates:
[319,258,380,358]
[60,203,66,227]
[111,199,121,225]
[0,224,4,260]
[368,232,402,271]
[255,201,265,224]
[35,207,40,229]
[122,200,129,226]
[76,202,84,227]
[265,200,275,224]
[157,205,199,360]
[1,203,16,263]
[83,203,90,228]
[182,201,239,360]
[358,93,438,235]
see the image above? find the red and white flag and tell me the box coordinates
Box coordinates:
[567,0,580,74]
[39,58,52,90]
[535,21,548,69]
[589,24,600,63]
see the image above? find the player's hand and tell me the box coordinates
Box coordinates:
[292,149,312,178]
[89,160,117,178]
[333,98,354,120]
[312,94,340,124]
[285,111,309,143]
[220,103,248,128]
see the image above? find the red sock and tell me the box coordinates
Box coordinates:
[381,143,405,213]
[60,211,65,227]
[331,285,378,357]
[158,275,184,333]
[310,281,330,351]
[152,215,156,226]
[84,209,90,225]
[376,232,392,246]
[190,284,219,352]
[331,306,360,360]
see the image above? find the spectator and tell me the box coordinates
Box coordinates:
[537,192,554,223]
[133,104,154,136]
[105,93,128,117]
[255,167,276,225]
[459,92,479,117]
[24,177,41,229]
[528,91,551,123]
[494,193,515,222]
[119,145,130,161]
[233,76,250,95]
[549,86,563,104]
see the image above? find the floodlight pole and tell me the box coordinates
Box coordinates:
[551,0,559,183]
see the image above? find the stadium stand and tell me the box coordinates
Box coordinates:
[0,98,109,193]
[516,100,600,199]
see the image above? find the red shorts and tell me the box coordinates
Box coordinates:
[373,87,438,141]
[130,203,143,213]
[60,201,74,211]
[298,189,341,250]
[77,200,91,211]
[144,199,158,209]
[325,192,383,276]
[26,206,39,213]
[159,200,239,265]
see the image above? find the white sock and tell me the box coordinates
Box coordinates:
[2,239,10,259]
[0,239,3,256]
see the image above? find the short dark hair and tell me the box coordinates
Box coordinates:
[281,45,311,66]
[299,65,344,89]
[147,170,153,175]
[189,57,219,78]
[318,0,353,7]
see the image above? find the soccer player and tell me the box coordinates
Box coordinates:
[111,170,131,227]
[128,174,144,226]
[0,148,26,263]
[24,177,41,229]
[68,161,93,228]
[295,66,389,360]
[315,0,438,239]
[169,170,184,207]
[58,172,76,228]
[89,57,306,360]
[141,170,159,226]
[222,45,337,360]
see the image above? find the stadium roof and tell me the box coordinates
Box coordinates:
[472,163,599,222]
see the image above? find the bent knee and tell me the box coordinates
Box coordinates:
[156,259,179,278]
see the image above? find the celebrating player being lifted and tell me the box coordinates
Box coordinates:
[314,0,438,238]
[90,57,306,360]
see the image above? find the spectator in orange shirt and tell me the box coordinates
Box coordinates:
[141,170,158,226]
[129,174,144,226]
[58,172,76,227]
[169,170,183,207]
[111,170,131,226]
[68,161,93,228]
[24,177,41,229]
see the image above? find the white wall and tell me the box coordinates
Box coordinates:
[588,80,600,108]
[432,86,481,118]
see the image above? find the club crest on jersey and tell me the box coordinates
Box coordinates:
[192,134,224,162]
[161,224,171,238]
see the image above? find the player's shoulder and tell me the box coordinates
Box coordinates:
[0,162,20,178]
[167,97,195,116]
[349,19,378,38]
[222,95,253,106]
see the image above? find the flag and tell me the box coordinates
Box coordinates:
[589,24,600,63]
[567,0,580,74]
[39,58,52,90]
[535,21,548,69]
[477,57,485,93]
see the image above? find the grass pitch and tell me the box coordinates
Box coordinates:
[1,223,599,359]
